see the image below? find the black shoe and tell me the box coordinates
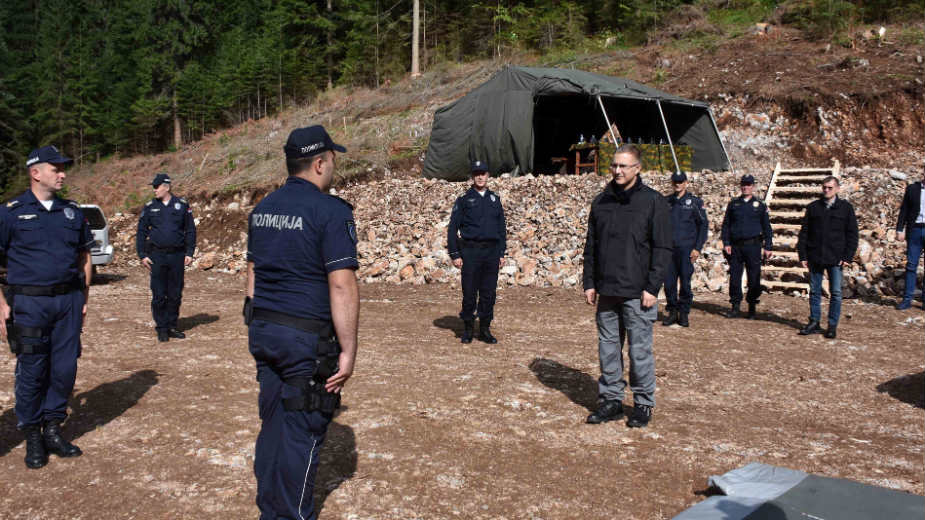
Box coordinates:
[824,327,837,339]
[662,309,678,326]
[167,329,186,339]
[157,330,169,342]
[799,320,823,335]
[478,320,497,344]
[678,312,689,328]
[43,422,82,458]
[746,303,756,320]
[461,320,474,344]
[23,425,48,469]
[726,304,740,318]
[895,300,912,310]
[626,403,653,428]
[586,400,624,424]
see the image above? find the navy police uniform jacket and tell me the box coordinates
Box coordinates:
[247,177,358,322]
[447,187,507,259]
[0,191,94,285]
[668,192,708,251]
[721,196,773,250]
[136,196,196,257]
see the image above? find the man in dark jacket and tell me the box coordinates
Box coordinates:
[894,168,924,310]
[797,176,859,339]
[582,144,672,428]
[662,171,708,328]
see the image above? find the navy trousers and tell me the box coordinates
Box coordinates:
[249,319,332,520]
[14,290,84,428]
[728,243,762,305]
[149,250,184,332]
[459,247,500,321]
[664,247,694,314]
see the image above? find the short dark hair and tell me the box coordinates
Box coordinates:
[286,151,329,176]
[613,144,641,162]
[821,176,839,186]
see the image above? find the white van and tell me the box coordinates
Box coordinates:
[79,204,114,270]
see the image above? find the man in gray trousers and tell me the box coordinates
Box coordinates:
[582,145,672,428]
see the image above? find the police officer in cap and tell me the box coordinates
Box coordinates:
[721,174,773,319]
[136,173,196,342]
[447,159,507,344]
[245,124,359,520]
[662,171,708,327]
[0,145,93,469]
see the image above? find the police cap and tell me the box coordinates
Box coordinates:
[152,173,171,186]
[670,171,688,182]
[740,174,755,185]
[26,145,73,168]
[470,159,489,173]
[284,125,347,160]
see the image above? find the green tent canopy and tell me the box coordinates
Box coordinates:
[422,66,731,180]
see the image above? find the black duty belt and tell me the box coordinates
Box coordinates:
[460,239,498,249]
[8,280,82,297]
[732,236,763,246]
[251,308,334,339]
[149,245,185,253]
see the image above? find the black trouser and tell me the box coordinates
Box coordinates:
[149,250,185,332]
[665,247,694,314]
[459,246,500,321]
[728,243,762,305]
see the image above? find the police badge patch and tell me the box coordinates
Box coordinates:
[63,207,75,220]
[490,195,496,202]
[752,201,759,208]
[346,220,357,244]
[174,202,181,210]
[686,199,692,205]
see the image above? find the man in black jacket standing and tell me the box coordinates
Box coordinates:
[797,176,859,339]
[894,168,924,310]
[582,145,672,428]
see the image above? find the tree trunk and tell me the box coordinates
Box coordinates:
[173,88,181,149]
[327,0,333,90]
[411,0,420,77]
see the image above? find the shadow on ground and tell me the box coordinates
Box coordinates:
[91,273,128,286]
[314,412,357,515]
[433,315,464,339]
[877,371,925,409]
[691,301,804,330]
[177,313,220,331]
[0,369,159,457]
[529,358,598,412]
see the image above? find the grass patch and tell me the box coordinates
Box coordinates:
[896,25,925,46]
[706,2,777,36]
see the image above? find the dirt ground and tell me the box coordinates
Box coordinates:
[0,269,922,519]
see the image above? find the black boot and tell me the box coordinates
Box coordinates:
[586,400,624,424]
[478,319,497,344]
[746,302,757,320]
[726,304,740,318]
[799,320,822,335]
[157,330,169,342]
[23,425,48,469]
[661,309,678,326]
[626,403,653,428]
[678,312,689,328]
[824,326,837,339]
[461,320,474,344]
[43,422,82,458]
[167,328,186,339]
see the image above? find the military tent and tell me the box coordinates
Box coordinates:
[422,66,731,180]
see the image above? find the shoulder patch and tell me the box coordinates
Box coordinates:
[179,197,188,204]
[330,195,354,211]
[6,200,20,209]
[146,200,153,206]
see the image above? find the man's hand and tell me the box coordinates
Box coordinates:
[690,250,700,261]
[641,290,656,309]
[762,249,773,260]
[141,257,153,271]
[897,231,905,242]
[840,260,849,267]
[801,260,808,269]
[499,258,505,269]
[325,353,355,393]
[584,288,597,306]
[0,302,9,338]
[453,258,462,269]
[184,256,193,266]
[724,245,732,255]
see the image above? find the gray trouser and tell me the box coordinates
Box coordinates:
[596,295,657,407]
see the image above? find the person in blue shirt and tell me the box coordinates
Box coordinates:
[245,125,359,520]
[0,145,93,469]
[136,173,196,342]
[662,171,708,328]
[447,160,507,344]
[721,174,773,319]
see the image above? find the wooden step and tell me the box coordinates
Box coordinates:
[773,186,821,193]
[775,237,799,245]
[763,280,809,290]
[769,211,803,218]
[769,198,814,206]
[772,224,802,231]
[770,251,800,259]
[779,167,838,173]
[776,175,830,182]
[763,266,807,273]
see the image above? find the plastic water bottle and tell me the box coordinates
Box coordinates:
[579,134,585,143]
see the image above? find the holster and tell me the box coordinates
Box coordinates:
[243,296,254,325]
[282,337,343,415]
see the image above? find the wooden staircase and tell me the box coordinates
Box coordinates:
[762,160,841,293]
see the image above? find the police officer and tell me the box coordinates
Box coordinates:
[447,160,507,344]
[136,173,196,342]
[721,174,773,319]
[662,171,708,328]
[245,125,358,520]
[0,145,93,469]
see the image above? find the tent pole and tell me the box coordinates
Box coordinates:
[655,99,681,174]
[595,95,619,145]
[707,108,736,175]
